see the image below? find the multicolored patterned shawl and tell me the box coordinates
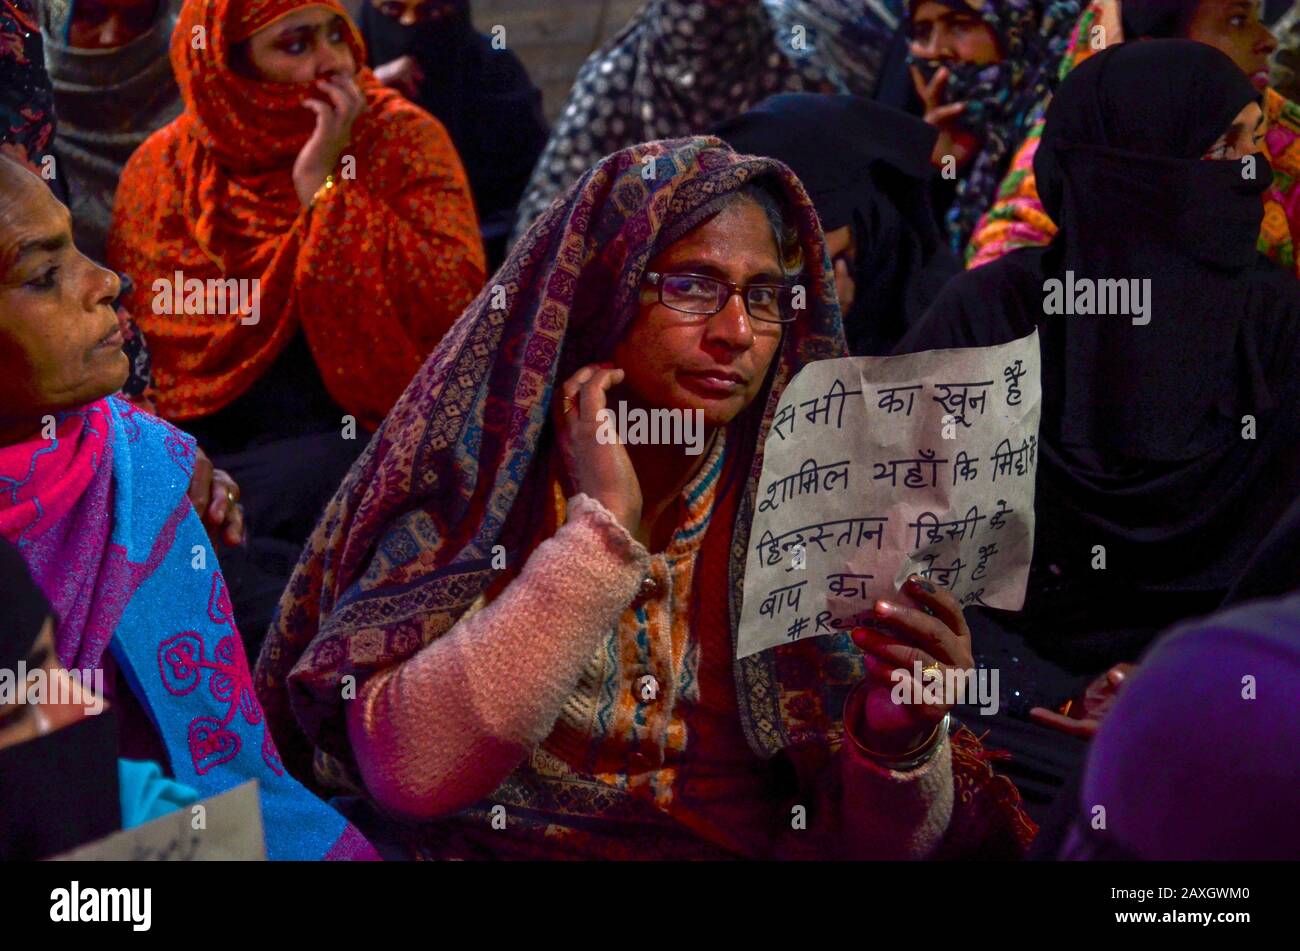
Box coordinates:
[906,0,1080,252]
[0,396,375,860]
[256,137,860,786]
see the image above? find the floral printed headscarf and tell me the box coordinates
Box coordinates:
[907,0,1081,251]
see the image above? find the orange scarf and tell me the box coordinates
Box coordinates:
[108,0,486,428]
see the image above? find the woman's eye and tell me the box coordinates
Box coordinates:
[25,265,58,290]
[279,39,307,54]
[749,287,776,306]
[674,278,711,295]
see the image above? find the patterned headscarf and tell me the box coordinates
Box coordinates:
[255,136,860,784]
[907,0,1081,251]
[509,0,903,244]
[107,0,485,428]
[763,0,903,94]
[41,0,183,263]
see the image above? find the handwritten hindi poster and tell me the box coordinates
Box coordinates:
[737,331,1041,659]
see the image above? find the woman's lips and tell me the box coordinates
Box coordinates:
[94,324,125,350]
[679,370,744,398]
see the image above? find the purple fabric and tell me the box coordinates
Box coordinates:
[1064,593,1300,860]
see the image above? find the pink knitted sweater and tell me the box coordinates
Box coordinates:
[346,494,954,859]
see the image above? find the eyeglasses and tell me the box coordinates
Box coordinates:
[644,271,800,324]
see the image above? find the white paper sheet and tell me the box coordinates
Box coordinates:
[51,780,266,861]
[737,331,1041,658]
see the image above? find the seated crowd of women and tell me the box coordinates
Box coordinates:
[1,0,1297,861]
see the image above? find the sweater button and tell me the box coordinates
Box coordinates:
[634,674,660,703]
[632,573,662,606]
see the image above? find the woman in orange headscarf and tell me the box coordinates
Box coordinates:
[108,0,486,649]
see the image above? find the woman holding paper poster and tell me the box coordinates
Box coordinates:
[256,136,1035,860]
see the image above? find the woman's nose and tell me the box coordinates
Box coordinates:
[89,262,120,309]
[1258,27,1279,56]
[707,291,756,348]
[318,43,352,77]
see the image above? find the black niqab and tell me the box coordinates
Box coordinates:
[359,0,549,267]
[897,40,1300,608]
[1120,0,1197,39]
[715,93,959,354]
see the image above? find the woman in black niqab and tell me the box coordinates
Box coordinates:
[898,39,1300,656]
[716,93,960,355]
[360,0,549,269]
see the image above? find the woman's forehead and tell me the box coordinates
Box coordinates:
[253,4,340,35]
[654,200,781,269]
[0,169,68,260]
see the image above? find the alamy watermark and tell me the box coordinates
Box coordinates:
[0,663,104,717]
[1042,270,1151,326]
[890,661,999,716]
[151,271,260,326]
[595,401,705,456]
[50,882,150,931]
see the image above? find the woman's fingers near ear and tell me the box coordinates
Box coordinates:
[580,367,623,419]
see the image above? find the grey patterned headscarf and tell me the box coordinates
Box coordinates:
[509,0,902,245]
[40,0,183,263]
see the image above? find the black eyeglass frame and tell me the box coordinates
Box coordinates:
[643,271,801,325]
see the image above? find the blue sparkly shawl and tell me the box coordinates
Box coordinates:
[2,396,375,860]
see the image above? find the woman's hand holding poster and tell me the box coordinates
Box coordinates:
[738,331,1041,658]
